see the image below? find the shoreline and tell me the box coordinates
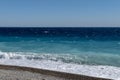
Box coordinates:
[0,64,111,80]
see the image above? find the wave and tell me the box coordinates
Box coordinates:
[0,51,120,66]
[0,51,79,63]
[0,51,120,79]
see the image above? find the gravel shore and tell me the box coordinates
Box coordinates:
[0,69,68,80]
[0,65,111,80]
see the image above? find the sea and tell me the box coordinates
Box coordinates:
[0,27,120,80]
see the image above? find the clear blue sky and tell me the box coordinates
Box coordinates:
[0,0,120,27]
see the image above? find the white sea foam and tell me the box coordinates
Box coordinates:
[0,51,120,80]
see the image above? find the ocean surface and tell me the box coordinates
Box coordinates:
[0,27,120,79]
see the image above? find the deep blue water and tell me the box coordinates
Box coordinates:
[0,27,120,40]
[0,27,120,67]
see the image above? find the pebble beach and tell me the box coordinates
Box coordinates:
[0,65,110,80]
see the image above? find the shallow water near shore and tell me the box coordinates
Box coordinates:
[0,27,120,79]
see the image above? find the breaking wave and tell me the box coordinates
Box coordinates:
[0,51,120,80]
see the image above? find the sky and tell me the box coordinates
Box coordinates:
[0,0,120,27]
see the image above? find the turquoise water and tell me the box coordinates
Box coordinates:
[0,36,120,67]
